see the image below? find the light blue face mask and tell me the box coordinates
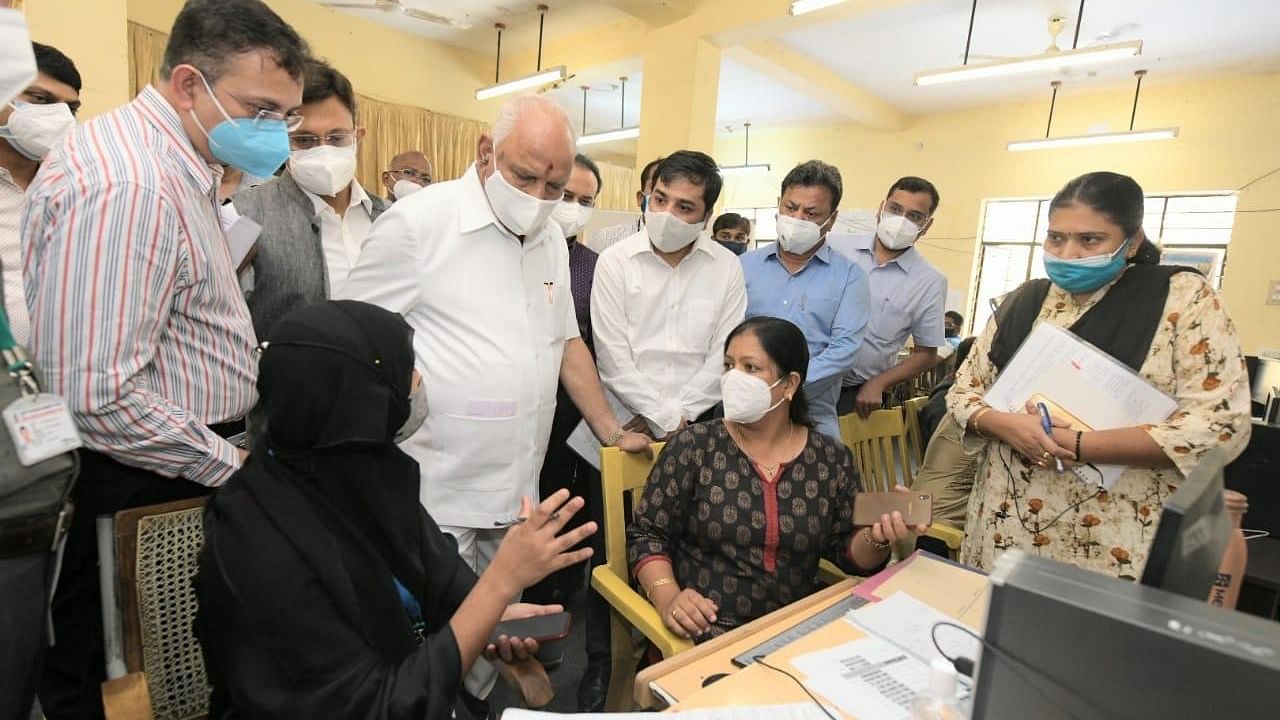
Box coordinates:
[190,71,290,178]
[1042,237,1132,294]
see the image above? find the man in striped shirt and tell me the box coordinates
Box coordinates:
[21,1,308,716]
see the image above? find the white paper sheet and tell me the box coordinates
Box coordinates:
[847,591,981,674]
[502,702,833,720]
[567,419,602,471]
[222,211,261,272]
[983,323,1177,489]
[791,636,932,720]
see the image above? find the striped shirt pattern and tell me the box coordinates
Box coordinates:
[22,86,257,486]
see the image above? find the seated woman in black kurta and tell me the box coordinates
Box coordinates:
[195,301,595,720]
[628,317,927,640]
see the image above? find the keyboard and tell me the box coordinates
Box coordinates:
[731,594,868,668]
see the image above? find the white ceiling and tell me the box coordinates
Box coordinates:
[779,0,1280,114]
[310,0,629,54]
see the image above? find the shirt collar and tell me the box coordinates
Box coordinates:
[625,227,715,261]
[765,239,833,267]
[458,163,498,234]
[133,85,217,194]
[0,165,18,191]
[302,180,372,216]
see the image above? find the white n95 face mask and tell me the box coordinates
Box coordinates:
[720,369,785,425]
[551,201,593,239]
[2,101,75,160]
[877,213,922,251]
[0,10,36,107]
[392,179,424,201]
[289,144,358,197]
[645,210,703,253]
[394,381,429,444]
[485,164,559,236]
[775,213,831,255]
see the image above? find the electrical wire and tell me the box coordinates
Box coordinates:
[998,444,1103,535]
[751,656,840,720]
[928,620,1119,720]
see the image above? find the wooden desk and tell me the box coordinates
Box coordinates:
[636,553,989,713]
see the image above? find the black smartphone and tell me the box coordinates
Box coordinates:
[487,611,572,645]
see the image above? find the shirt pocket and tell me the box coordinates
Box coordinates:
[678,300,719,351]
[869,303,910,345]
[801,293,842,339]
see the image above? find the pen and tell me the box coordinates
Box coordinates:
[1036,402,1064,473]
[493,511,559,528]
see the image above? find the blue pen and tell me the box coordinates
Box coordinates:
[1036,402,1064,473]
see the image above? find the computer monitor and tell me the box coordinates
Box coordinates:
[971,550,1280,720]
[1248,355,1280,408]
[1139,448,1231,600]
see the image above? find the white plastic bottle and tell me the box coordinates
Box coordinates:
[910,658,966,720]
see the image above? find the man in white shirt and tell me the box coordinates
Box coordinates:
[341,94,648,570]
[593,150,746,439]
[233,59,387,339]
[828,176,947,418]
[0,42,79,346]
[588,155,662,255]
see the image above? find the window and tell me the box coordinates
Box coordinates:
[725,207,779,246]
[969,193,1237,334]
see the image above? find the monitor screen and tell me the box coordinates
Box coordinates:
[1249,355,1280,407]
[1139,448,1230,599]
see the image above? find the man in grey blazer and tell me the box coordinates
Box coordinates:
[233,59,387,340]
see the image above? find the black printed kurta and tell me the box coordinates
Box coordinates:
[628,421,873,637]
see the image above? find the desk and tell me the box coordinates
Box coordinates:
[636,553,989,713]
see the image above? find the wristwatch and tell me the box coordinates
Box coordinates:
[605,428,624,446]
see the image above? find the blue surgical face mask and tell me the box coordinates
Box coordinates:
[189,71,290,178]
[716,239,747,256]
[1042,237,1132,294]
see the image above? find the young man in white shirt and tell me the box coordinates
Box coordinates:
[592,150,747,440]
[233,59,388,339]
[827,176,947,418]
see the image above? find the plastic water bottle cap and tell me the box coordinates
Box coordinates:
[929,657,958,699]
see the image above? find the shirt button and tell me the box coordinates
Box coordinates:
[783,300,789,305]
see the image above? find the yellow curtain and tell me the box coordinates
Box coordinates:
[594,161,638,212]
[356,94,488,193]
[127,22,167,99]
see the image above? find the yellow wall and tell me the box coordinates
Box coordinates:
[123,0,493,123]
[24,0,131,118]
[715,72,1280,354]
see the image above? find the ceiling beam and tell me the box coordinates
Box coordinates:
[600,0,698,27]
[727,41,907,131]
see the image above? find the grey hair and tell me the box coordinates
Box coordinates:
[491,94,578,150]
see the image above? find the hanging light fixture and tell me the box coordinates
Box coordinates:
[1007,70,1178,151]
[914,0,1141,86]
[474,5,567,101]
[578,76,640,146]
[789,0,851,15]
[719,122,770,175]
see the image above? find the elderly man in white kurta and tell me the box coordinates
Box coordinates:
[341,94,647,557]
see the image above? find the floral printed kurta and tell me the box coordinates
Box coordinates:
[947,270,1252,579]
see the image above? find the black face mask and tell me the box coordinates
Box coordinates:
[717,240,747,256]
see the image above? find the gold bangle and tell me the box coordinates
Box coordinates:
[646,577,675,599]
[970,406,993,438]
[862,528,890,551]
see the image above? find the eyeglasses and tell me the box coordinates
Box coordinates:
[884,202,929,226]
[387,168,431,182]
[218,89,303,131]
[290,131,356,150]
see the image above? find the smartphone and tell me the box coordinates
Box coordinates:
[854,491,933,527]
[1026,393,1092,431]
[487,611,572,645]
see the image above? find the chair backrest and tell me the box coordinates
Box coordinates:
[599,443,664,582]
[839,408,914,493]
[114,497,210,720]
[902,396,929,467]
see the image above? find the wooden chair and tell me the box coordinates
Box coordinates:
[839,409,965,558]
[102,497,210,720]
[902,396,930,468]
[590,444,850,709]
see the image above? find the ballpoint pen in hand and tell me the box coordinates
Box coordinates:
[1036,402,1065,473]
[493,511,559,528]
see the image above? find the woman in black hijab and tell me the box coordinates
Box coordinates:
[196,301,593,719]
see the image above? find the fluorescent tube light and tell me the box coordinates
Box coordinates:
[1007,127,1178,151]
[915,41,1141,86]
[475,66,567,101]
[719,164,772,175]
[790,0,849,15]
[577,127,640,146]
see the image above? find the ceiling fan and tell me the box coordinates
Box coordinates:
[318,0,472,28]
[967,15,1140,64]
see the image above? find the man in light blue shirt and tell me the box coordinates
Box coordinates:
[827,176,947,418]
[741,160,869,440]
